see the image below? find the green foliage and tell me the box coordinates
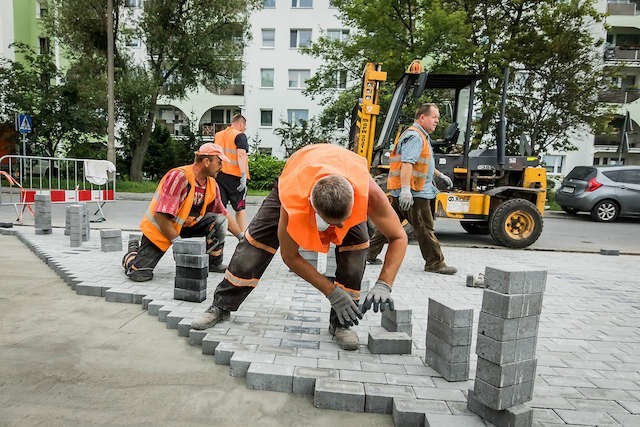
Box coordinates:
[116,179,159,193]
[274,118,331,157]
[248,153,285,191]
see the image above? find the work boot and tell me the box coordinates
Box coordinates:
[329,323,359,351]
[424,263,458,275]
[209,262,227,273]
[366,258,383,265]
[191,305,230,330]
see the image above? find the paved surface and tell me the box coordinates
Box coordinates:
[1,224,639,426]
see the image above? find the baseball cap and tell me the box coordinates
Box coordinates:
[194,143,230,163]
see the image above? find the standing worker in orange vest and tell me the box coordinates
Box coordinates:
[191,144,408,350]
[368,103,457,275]
[122,143,244,282]
[215,114,250,231]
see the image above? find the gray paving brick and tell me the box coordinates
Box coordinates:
[413,387,466,401]
[292,367,338,395]
[425,413,486,426]
[173,288,206,303]
[381,316,413,336]
[360,362,406,374]
[174,253,208,269]
[382,309,412,324]
[425,349,469,382]
[202,334,240,355]
[611,413,640,426]
[172,238,205,255]
[318,358,361,370]
[177,318,193,337]
[392,398,451,426]
[428,298,473,327]
[363,383,415,414]
[426,331,471,363]
[165,312,185,329]
[555,409,619,425]
[484,267,547,295]
[158,306,172,322]
[273,355,317,368]
[314,378,365,412]
[105,289,134,303]
[214,341,253,365]
[174,277,207,291]
[75,283,107,297]
[230,351,276,377]
[427,315,472,346]
[475,334,537,365]
[478,312,540,342]
[367,330,412,354]
[473,378,534,410]
[481,290,544,319]
[385,373,436,387]
[188,329,208,346]
[467,388,533,427]
[476,357,537,388]
[246,362,294,392]
[339,369,387,383]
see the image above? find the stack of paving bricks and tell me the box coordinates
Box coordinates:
[425,298,472,381]
[367,309,413,355]
[173,238,208,302]
[66,204,83,247]
[468,266,546,427]
[100,229,122,252]
[81,203,90,242]
[381,308,412,336]
[34,194,52,235]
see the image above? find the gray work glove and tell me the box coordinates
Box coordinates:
[439,173,453,189]
[235,232,245,242]
[327,286,363,327]
[171,236,182,245]
[398,186,413,211]
[236,174,247,193]
[361,279,394,314]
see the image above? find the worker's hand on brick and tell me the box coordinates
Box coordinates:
[440,173,453,189]
[327,285,362,327]
[398,186,413,211]
[236,174,247,193]
[361,279,393,314]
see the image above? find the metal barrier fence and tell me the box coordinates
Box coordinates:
[0,155,116,222]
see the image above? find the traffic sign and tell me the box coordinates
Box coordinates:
[18,114,32,134]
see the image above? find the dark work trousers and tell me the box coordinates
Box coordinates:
[123,212,227,281]
[213,181,369,328]
[368,197,445,270]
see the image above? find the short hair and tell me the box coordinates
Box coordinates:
[231,113,246,124]
[415,103,439,120]
[311,175,354,220]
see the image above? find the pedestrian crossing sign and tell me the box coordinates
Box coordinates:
[18,114,32,134]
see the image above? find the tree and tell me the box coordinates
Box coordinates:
[0,43,105,157]
[274,118,330,157]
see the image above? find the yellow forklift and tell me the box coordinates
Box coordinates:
[350,61,546,248]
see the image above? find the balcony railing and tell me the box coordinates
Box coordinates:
[204,84,244,96]
[598,89,640,104]
[605,46,640,62]
[608,2,637,15]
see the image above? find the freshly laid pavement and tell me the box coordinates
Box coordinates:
[1,214,639,426]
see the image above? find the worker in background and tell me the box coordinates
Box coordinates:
[368,103,457,275]
[191,144,408,351]
[215,114,250,231]
[122,143,244,282]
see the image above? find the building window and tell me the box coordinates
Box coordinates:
[327,29,349,42]
[290,29,312,48]
[37,1,48,18]
[288,69,310,89]
[287,109,309,125]
[333,70,347,89]
[38,37,50,55]
[291,0,312,8]
[262,29,275,48]
[542,154,564,174]
[126,38,141,47]
[260,109,273,127]
[263,0,276,8]
[261,68,274,88]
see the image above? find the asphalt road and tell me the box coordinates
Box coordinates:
[1,197,639,254]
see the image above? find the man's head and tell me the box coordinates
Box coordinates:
[415,103,439,134]
[230,113,247,132]
[194,143,229,177]
[310,175,354,228]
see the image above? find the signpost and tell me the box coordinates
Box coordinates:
[16,113,33,183]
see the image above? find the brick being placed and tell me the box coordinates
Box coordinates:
[367,330,412,354]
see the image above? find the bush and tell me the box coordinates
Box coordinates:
[249,153,285,191]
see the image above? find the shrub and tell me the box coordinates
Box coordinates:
[248,153,285,190]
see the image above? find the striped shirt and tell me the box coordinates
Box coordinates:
[154,169,228,218]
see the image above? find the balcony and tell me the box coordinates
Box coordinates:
[604,46,640,63]
[204,84,244,96]
[598,88,640,104]
[608,1,637,16]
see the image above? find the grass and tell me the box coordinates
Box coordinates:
[116,179,270,195]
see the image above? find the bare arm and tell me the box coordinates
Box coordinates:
[153,212,180,242]
[367,177,408,286]
[278,207,335,296]
[237,148,249,176]
[400,162,413,187]
[226,212,242,236]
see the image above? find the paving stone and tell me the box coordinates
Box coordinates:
[473,378,534,410]
[177,318,193,337]
[174,253,208,269]
[413,387,466,401]
[426,349,469,382]
[555,409,619,425]
[318,358,362,370]
[173,288,206,303]
[367,330,412,354]
[75,283,107,297]
[617,400,640,414]
[363,383,415,414]
[158,306,172,322]
[202,334,240,355]
[481,290,544,319]
[292,367,338,395]
[166,312,185,329]
[314,378,365,412]
[245,362,295,392]
[467,388,533,427]
[385,373,436,387]
[475,334,537,365]
[478,312,540,342]
[427,315,472,346]
[427,298,473,327]
[172,238,205,255]
[484,267,547,295]
[382,309,412,324]
[476,357,537,388]
[381,316,413,336]
[174,277,207,292]
[425,413,486,426]
[273,355,317,368]
[215,342,252,365]
[361,362,406,374]
[188,329,208,346]
[175,266,208,280]
[339,369,387,383]
[105,289,134,303]
[426,332,471,363]
[392,398,451,426]
[230,351,276,377]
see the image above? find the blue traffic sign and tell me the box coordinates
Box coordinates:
[18,114,32,134]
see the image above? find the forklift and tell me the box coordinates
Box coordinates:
[350,61,546,248]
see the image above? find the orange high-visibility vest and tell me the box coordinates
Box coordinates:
[278,144,369,253]
[139,165,217,251]
[387,126,431,191]
[215,126,250,178]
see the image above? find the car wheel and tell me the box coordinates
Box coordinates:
[561,206,578,215]
[460,221,490,234]
[590,199,619,222]
[489,199,543,248]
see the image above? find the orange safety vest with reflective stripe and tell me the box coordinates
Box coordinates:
[139,165,217,252]
[387,126,431,191]
[215,126,250,178]
[278,144,369,253]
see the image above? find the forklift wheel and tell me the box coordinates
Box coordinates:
[489,199,543,248]
[460,221,490,235]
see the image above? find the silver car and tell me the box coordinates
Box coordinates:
[555,165,640,222]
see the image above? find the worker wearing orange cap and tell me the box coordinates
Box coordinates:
[122,143,244,282]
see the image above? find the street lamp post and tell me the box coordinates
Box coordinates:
[106,0,115,165]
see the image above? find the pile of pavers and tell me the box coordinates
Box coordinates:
[425,298,473,382]
[65,204,83,247]
[173,237,208,303]
[65,203,90,243]
[367,309,413,355]
[34,194,52,235]
[99,229,122,252]
[468,266,546,426]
